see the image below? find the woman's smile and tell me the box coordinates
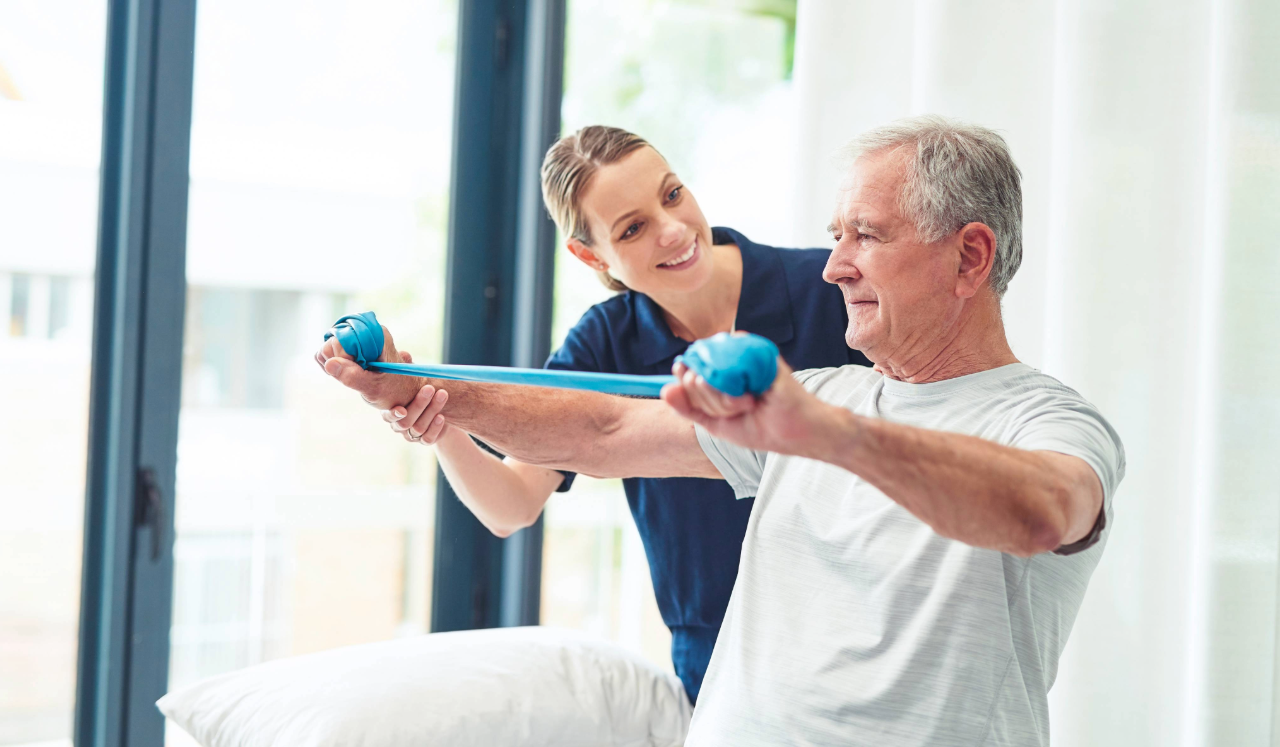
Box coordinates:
[657,237,700,270]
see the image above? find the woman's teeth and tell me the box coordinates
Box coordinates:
[660,243,697,267]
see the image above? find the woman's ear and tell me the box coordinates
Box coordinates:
[566,238,608,271]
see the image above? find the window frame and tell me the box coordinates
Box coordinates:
[73,0,564,744]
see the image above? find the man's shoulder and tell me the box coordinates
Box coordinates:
[981,364,1100,412]
[986,366,1128,500]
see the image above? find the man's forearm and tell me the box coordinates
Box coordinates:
[376,374,717,480]
[809,406,1099,556]
[413,378,625,471]
[321,329,713,478]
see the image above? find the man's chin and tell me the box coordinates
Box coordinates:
[844,327,871,354]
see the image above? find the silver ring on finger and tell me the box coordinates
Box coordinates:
[407,429,423,442]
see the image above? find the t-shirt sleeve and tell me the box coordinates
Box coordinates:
[542,308,609,493]
[691,369,833,499]
[1009,391,1127,515]
[695,426,767,499]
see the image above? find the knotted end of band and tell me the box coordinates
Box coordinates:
[676,332,779,397]
[324,311,385,369]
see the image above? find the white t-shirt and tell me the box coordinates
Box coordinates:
[690,363,1125,746]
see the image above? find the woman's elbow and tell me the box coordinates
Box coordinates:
[481,506,543,539]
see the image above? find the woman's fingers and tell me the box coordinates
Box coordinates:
[420,412,449,444]
[406,388,449,440]
[391,384,436,433]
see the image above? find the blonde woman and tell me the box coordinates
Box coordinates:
[386,126,869,703]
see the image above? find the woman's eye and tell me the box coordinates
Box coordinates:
[667,186,682,202]
[621,222,641,239]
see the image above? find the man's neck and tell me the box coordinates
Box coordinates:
[874,296,1018,384]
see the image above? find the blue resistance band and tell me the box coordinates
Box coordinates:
[325,311,779,398]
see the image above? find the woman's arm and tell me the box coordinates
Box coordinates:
[384,383,565,537]
[435,428,566,538]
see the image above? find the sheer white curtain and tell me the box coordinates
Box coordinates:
[787,1,1280,744]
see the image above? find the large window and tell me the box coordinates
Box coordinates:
[542,0,798,673]
[167,4,457,743]
[0,2,106,744]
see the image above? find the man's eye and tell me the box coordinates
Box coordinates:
[667,186,682,202]
[858,233,874,242]
[622,222,641,239]
[830,233,843,242]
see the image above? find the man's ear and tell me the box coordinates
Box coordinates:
[566,238,607,271]
[956,222,997,299]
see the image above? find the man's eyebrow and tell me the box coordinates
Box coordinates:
[827,217,881,234]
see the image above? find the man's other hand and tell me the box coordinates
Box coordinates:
[661,357,853,462]
[315,323,425,410]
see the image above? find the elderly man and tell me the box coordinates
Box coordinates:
[318,116,1124,746]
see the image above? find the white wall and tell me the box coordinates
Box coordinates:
[790,1,1280,744]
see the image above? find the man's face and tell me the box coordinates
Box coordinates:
[822,149,963,364]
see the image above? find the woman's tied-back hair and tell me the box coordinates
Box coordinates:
[541,126,654,292]
[841,115,1024,297]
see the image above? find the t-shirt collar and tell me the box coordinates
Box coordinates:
[879,362,1035,397]
[634,226,797,367]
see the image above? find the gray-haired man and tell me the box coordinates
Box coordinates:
[318,116,1125,746]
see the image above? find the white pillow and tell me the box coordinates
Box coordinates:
[158,626,692,747]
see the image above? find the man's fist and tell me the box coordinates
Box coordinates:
[661,356,845,460]
[314,323,425,411]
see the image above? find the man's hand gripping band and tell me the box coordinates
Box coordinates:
[325,311,779,398]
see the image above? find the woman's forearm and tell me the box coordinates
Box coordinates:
[434,427,563,537]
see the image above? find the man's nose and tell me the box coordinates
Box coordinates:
[822,246,860,284]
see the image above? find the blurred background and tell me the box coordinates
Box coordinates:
[0,0,1276,745]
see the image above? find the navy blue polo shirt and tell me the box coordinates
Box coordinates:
[544,227,870,702]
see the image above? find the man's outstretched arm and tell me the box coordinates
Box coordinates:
[317,331,717,481]
[665,360,1107,558]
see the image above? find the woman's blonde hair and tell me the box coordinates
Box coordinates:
[541,125,654,292]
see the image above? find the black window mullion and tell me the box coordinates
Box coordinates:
[76,1,197,745]
[432,0,565,633]
[501,0,566,628]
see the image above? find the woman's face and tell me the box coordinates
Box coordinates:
[571,146,715,296]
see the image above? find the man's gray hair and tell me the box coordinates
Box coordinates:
[842,116,1023,297]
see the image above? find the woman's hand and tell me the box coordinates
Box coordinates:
[382,382,451,444]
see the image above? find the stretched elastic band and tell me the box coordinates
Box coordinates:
[326,312,778,398]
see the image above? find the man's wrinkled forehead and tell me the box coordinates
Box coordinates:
[830,151,904,231]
